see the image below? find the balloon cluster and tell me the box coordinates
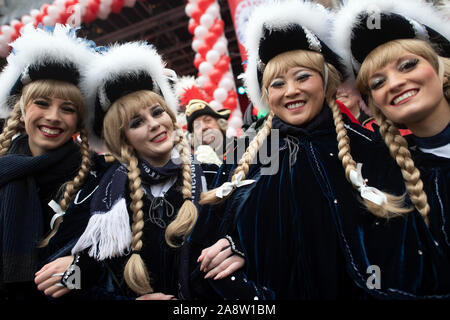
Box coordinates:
[0,0,138,57]
[185,0,242,137]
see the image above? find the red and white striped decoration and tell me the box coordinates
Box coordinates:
[185,0,243,137]
[0,0,138,58]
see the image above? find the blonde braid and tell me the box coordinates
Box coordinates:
[122,145,153,295]
[0,104,22,156]
[328,99,411,219]
[165,126,198,247]
[199,111,274,205]
[372,107,430,225]
[38,129,92,247]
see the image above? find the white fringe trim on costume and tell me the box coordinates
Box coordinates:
[71,198,132,261]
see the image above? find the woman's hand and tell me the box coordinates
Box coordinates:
[136,292,177,300]
[197,238,245,280]
[34,255,73,298]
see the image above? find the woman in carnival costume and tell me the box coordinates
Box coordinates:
[333,0,450,294]
[188,0,450,300]
[0,24,101,300]
[37,41,213,300]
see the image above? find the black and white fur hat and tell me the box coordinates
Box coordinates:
[81,41,179,151]
[243,0,346,112]
[0,24,95,119]
[332,0,450,79]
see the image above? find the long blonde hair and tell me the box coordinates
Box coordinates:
[0,79,92,246]
[355,39,450,225]
[201,49,411,220]
[102,90,198,295]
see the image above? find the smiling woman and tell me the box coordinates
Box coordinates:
[0,25,96,301]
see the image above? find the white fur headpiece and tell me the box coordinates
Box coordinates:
[332,0,450,79]
[81,42,179,150]
[243,0,337,112]
[0,24,95,118]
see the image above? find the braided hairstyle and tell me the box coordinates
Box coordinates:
[356,39,450,225]
[201,49,412,220]
[102,90,198,295]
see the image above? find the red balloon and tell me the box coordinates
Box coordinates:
[210,22,224,37]
[223,96,237,109]
[204,32,218,47]
[35,13,44,24]
[83,9,97,24]
[88,0,100,15]
[197,0,213,12]
[41,4,50,15]
[12,22,23,34]
[193,55,204,69]
[190,8,202,23]
[188,19,197,35]
[65,0,77,9]
[59,11,71,24]
[209,68,223,84]
[219,55,230,65]
[215,59,229,73]
[9,30,19,42]
[229,90,238,99]
[111,0,125,14]
[197,43,209,57]
[202,81,215,97]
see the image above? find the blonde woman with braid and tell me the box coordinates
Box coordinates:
[185,1,450,300]
[0,25,101,300]
[35,42,211,300]
[333,0,450,292]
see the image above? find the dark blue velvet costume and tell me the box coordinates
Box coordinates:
[185,106,450,300]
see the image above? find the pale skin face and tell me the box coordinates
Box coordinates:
[193,114,224,150]
[368,51,449,137]
[22,96,79,156]
[336,82,362,117]
[267,66,325,126]
[124,104,174,167]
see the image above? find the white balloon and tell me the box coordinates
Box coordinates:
[194,25,208,39]
[226,127,237,138]
[43,15,56,26]
[209,100,222,110]
[47,5,60,18]
[191,39,202,51]
[185,3,194,17]
[229,115,243,128]
[213,41,227,55]
[98,4,111,20]
[213,88,227,103]
[206,3,220,18]
[206,49,220,64]
[199,61,213,75]
[21,15,34,25]
[124,0,137,7]
[196,75,207,87]
[55,0,66,9]
[218,78,234,91]
[1,26,13,39]
[101,0,113,5]
[200,13,214,29]
[30,9,40,18]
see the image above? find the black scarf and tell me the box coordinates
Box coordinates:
[271,103,334,138]
[0,135,81,283]
[71,150,205,261]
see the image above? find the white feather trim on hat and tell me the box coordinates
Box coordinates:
[0,24,95,118]
[242,0,335,112]
[81,42,179,151]
[332,0,450,80]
